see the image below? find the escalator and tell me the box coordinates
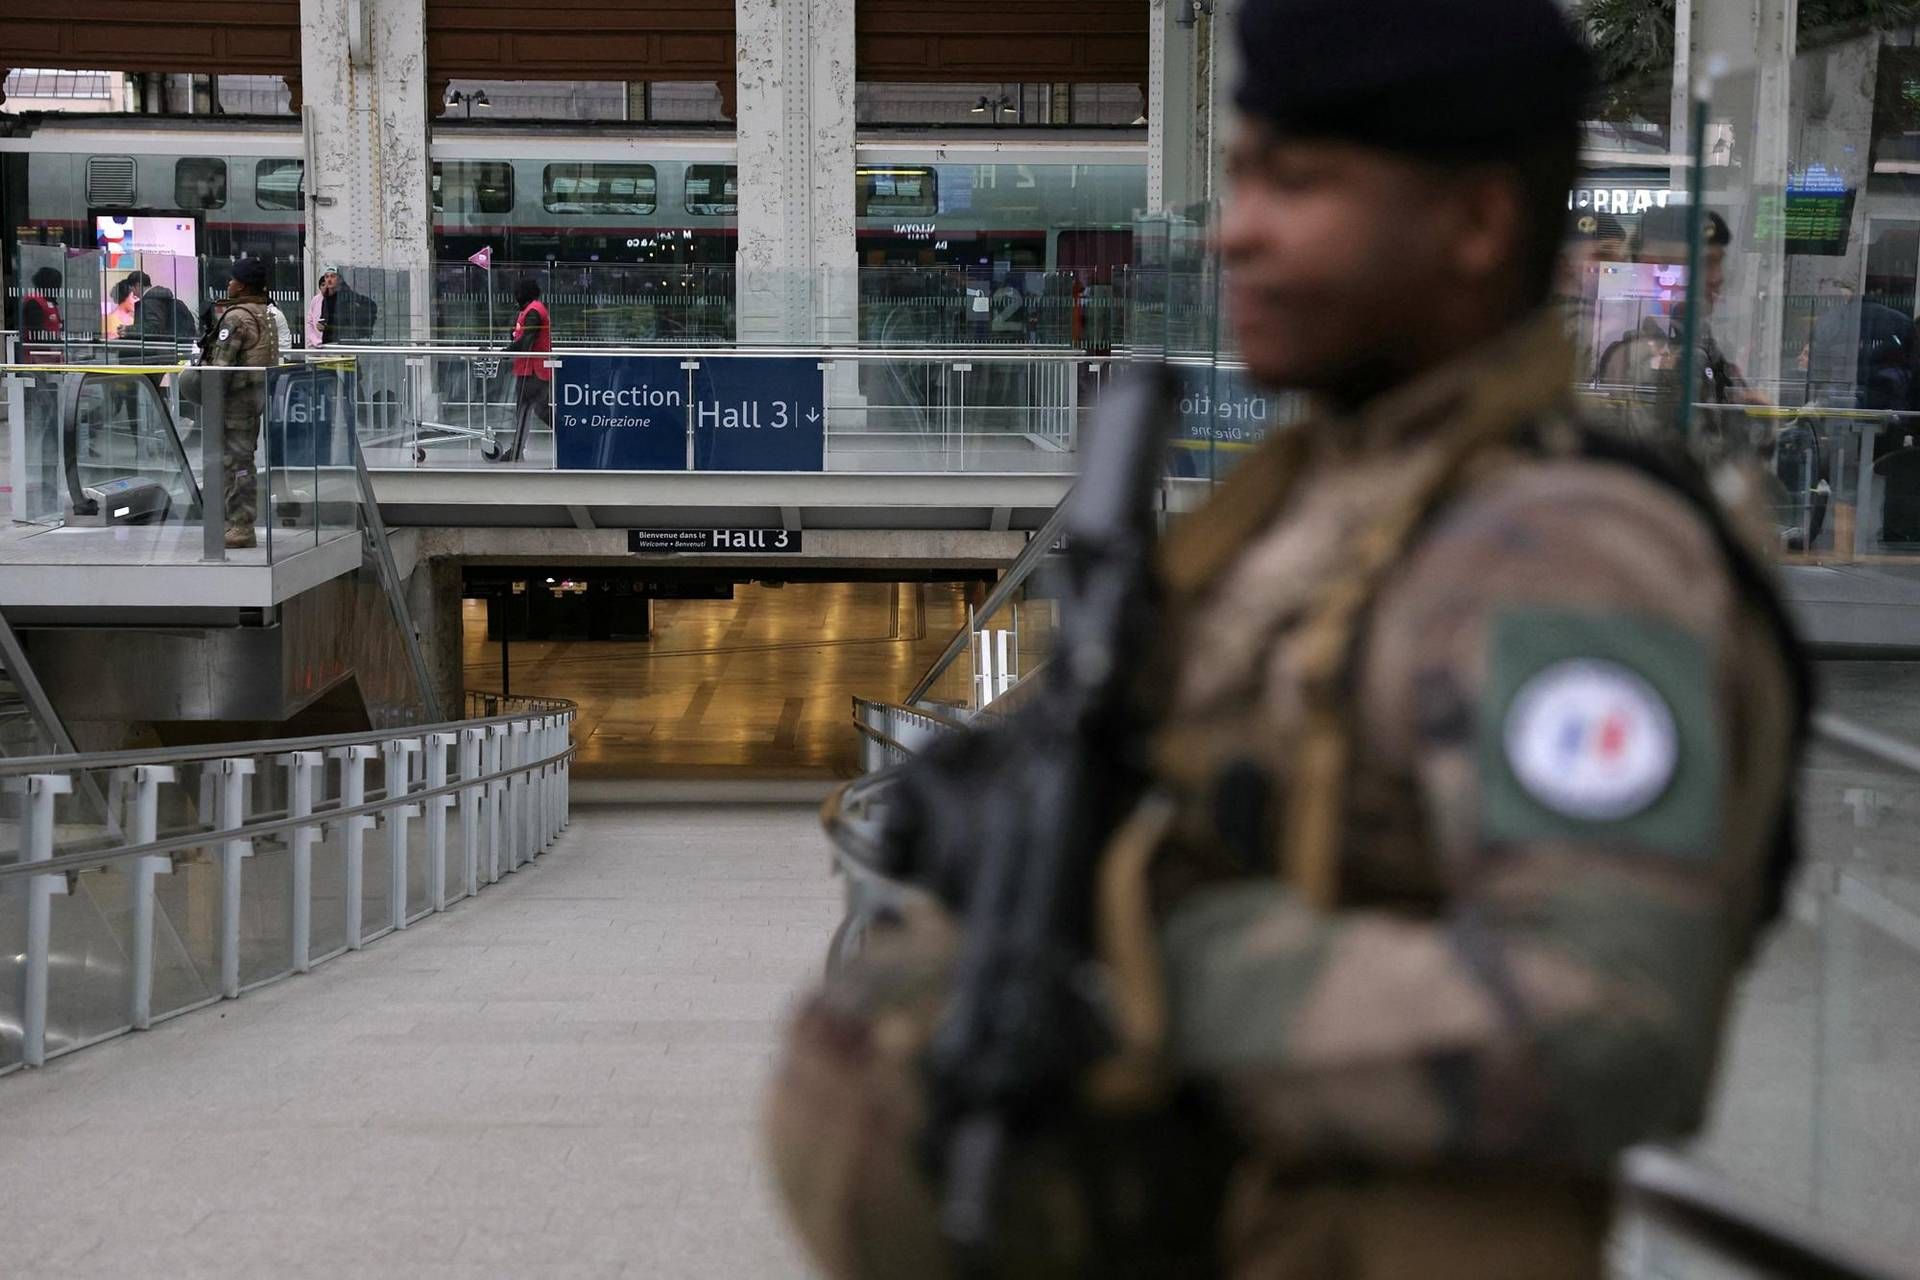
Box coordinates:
[60,369,202,528]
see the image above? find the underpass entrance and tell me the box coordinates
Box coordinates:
[461,569,989,780]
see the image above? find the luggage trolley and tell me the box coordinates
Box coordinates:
[405,352,510,463]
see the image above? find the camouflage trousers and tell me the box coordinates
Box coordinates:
[767,907,1610,1280]
[222,385,263,534]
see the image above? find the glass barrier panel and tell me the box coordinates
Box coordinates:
[7,366,69,525]
[44,860,136,1056]
[149,844,224,1021]
[238,826,297,990]
[310,807,353,961]
[0,889,21,1069]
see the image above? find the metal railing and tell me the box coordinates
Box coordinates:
[0,694,576,1075]
[283,343,1110,475]
[904,499,1071,706]
[850,696,973,773]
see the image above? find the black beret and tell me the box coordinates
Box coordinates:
[1235,0,1593,157]
[231,257,269,290]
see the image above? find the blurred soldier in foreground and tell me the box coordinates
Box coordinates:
[765,0,1808,1275]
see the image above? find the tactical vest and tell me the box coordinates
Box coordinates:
[1261,416,1806,913]
[1093,407,1813,1093]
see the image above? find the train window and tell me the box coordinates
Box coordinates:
[255,159,304,211]
[175,158,228,211]
[543,163,657,216]
[433,162,515,215]
[684,165,738,217]
[856,167,937,218]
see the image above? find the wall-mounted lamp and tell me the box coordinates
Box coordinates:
[446,88,491,119]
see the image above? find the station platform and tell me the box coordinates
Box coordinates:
[0,802,834,1277]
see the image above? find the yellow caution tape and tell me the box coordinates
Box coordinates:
[1,361,351,375]
[0,364,186,374]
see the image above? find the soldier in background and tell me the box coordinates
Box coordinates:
[204,257,282,549]
[765,0,1808,1276]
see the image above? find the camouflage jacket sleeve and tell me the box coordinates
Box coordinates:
[1157,458,1797,1175]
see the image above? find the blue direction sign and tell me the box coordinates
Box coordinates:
[691,357,826,472]
[1167,365,1295,478]
[554,355,689,470]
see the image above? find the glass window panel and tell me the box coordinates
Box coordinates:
[684,164,738,217]
[255,159,304,212]
[542,163,657,215]
[174,157,227,211]
[856,167,938,218]
[432,161,516,215]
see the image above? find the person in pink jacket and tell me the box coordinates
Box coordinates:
[305,267,341,348]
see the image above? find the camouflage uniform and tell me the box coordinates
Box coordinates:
[766,320,1802,1279]
[205,294,281,538]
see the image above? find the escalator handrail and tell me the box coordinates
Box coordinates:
[904,493,1072,705]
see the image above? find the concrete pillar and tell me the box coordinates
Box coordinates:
[299,0,432,341]
[734,0,857,344]
[1204,0,1241,204]
[405,556,465,719]
[1680,0,1797,393]
[1149,0,1206,213]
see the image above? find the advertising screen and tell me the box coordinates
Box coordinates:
[94,215,200,338]
[1586,260,1685,366]
[96,215,197,265]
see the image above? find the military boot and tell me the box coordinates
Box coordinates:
[225,526,257,550]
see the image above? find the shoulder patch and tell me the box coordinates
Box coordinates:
[217,327,231,342]
[1504,660,1676,820]
[1480,609,1718,858]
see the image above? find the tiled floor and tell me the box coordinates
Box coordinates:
[0,802,838,1278]
[465,580,977,780]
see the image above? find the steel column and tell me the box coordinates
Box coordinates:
[382,738,423,928]
[335,743,377,947]
[425,731,455,910]
[459,727,484,897]
[283,751,324,973]
[216,757,257,998]
[9,772,73,1066]
[128,764,177,1027]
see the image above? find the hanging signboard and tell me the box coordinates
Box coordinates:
[554,356,827,471]
[554,354,689,470]
[627,529,804,554]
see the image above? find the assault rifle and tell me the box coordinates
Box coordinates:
[879,363,1179,1270]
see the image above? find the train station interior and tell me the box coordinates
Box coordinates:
[3,0,1920,1276]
